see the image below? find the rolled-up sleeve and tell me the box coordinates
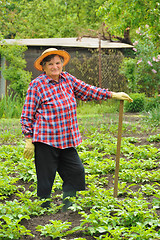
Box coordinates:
[20,82,40,138]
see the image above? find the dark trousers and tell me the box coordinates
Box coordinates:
[34,142,85,198]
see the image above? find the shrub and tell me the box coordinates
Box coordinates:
[145,96,160,112]
[0,43,32,100]
[120,26,160,97]
[125,93,145,112]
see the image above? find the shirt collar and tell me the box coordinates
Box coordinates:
[42,72,66,84]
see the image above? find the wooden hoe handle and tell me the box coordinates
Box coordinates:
[113,100,124,198]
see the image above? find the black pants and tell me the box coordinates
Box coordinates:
[34,142,85,198]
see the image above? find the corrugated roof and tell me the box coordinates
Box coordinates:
[1,37,133,49]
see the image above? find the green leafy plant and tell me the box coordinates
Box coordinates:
[0,113,160,239]
[141,183,160,196]
[119,26,160,97]
[120,57,137,93]
[0,217,34,239]
[0,175,19,196]
[36,220,77,238]
[0,200,34,239]
[145,96,160,111]
[124,93,145,112]
[0,43,32,100]
[147,134,160,142]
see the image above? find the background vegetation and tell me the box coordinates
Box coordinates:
[0,0,159,100]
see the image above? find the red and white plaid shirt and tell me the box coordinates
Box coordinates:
[20,72,112,149]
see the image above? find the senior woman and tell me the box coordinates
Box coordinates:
[20,48,132,211]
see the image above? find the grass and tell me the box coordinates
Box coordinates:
[0,118,23,144]
[143,106,160,127]
[0,94,23,119]
[77,100,119,116]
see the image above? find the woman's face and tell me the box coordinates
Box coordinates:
[43,55,63,81]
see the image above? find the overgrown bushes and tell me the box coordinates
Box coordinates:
[124,93,160,113]
[124,93,145,113]
[145,96,160,111]
[120,26,160,97]
[0,42,32,100]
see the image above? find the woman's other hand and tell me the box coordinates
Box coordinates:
[24,138,35,159]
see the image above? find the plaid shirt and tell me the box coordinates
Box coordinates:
[20,72,112,149]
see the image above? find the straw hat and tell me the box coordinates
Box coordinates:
[34,48,71,71]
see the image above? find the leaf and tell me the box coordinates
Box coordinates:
[97,226,107,233]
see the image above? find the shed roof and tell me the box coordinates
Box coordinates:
[1,37,133,49]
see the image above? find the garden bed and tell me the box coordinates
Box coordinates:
[0,113,160,239]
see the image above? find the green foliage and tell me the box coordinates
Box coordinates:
[0,218,34,239]
[120,27,159,97]
[97,0,160,43]
[77,100,119,116]
[120,32,159,97]
[0,200,34,239]
[147,134,160,142]
[0,43,32,100]
[0,0,105,39]
[0,113,160,239]
[0,93,23,118]
[132,27,159,97]
[143,106,160,127]
[0,175,19,197]
[0,119,23,145]
[1,0,160,45]
[141,183,160,196]
[120,58,137,93]
[74,194,160,239]
[124,93,145,112]
[36,220,77,238]
[145,96,160,112]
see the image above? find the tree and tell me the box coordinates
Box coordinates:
[97,0,160,44]
[97,0,160,96]
[0,0,105,39]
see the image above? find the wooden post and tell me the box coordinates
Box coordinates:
[98,33,102,89]
[113,100,124,198]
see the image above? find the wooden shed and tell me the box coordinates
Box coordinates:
[0,37,133,97]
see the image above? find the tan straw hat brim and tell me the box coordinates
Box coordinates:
[34,48,71,71]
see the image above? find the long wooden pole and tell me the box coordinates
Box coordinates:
[113,100,124,198]
[98,33,102,89]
